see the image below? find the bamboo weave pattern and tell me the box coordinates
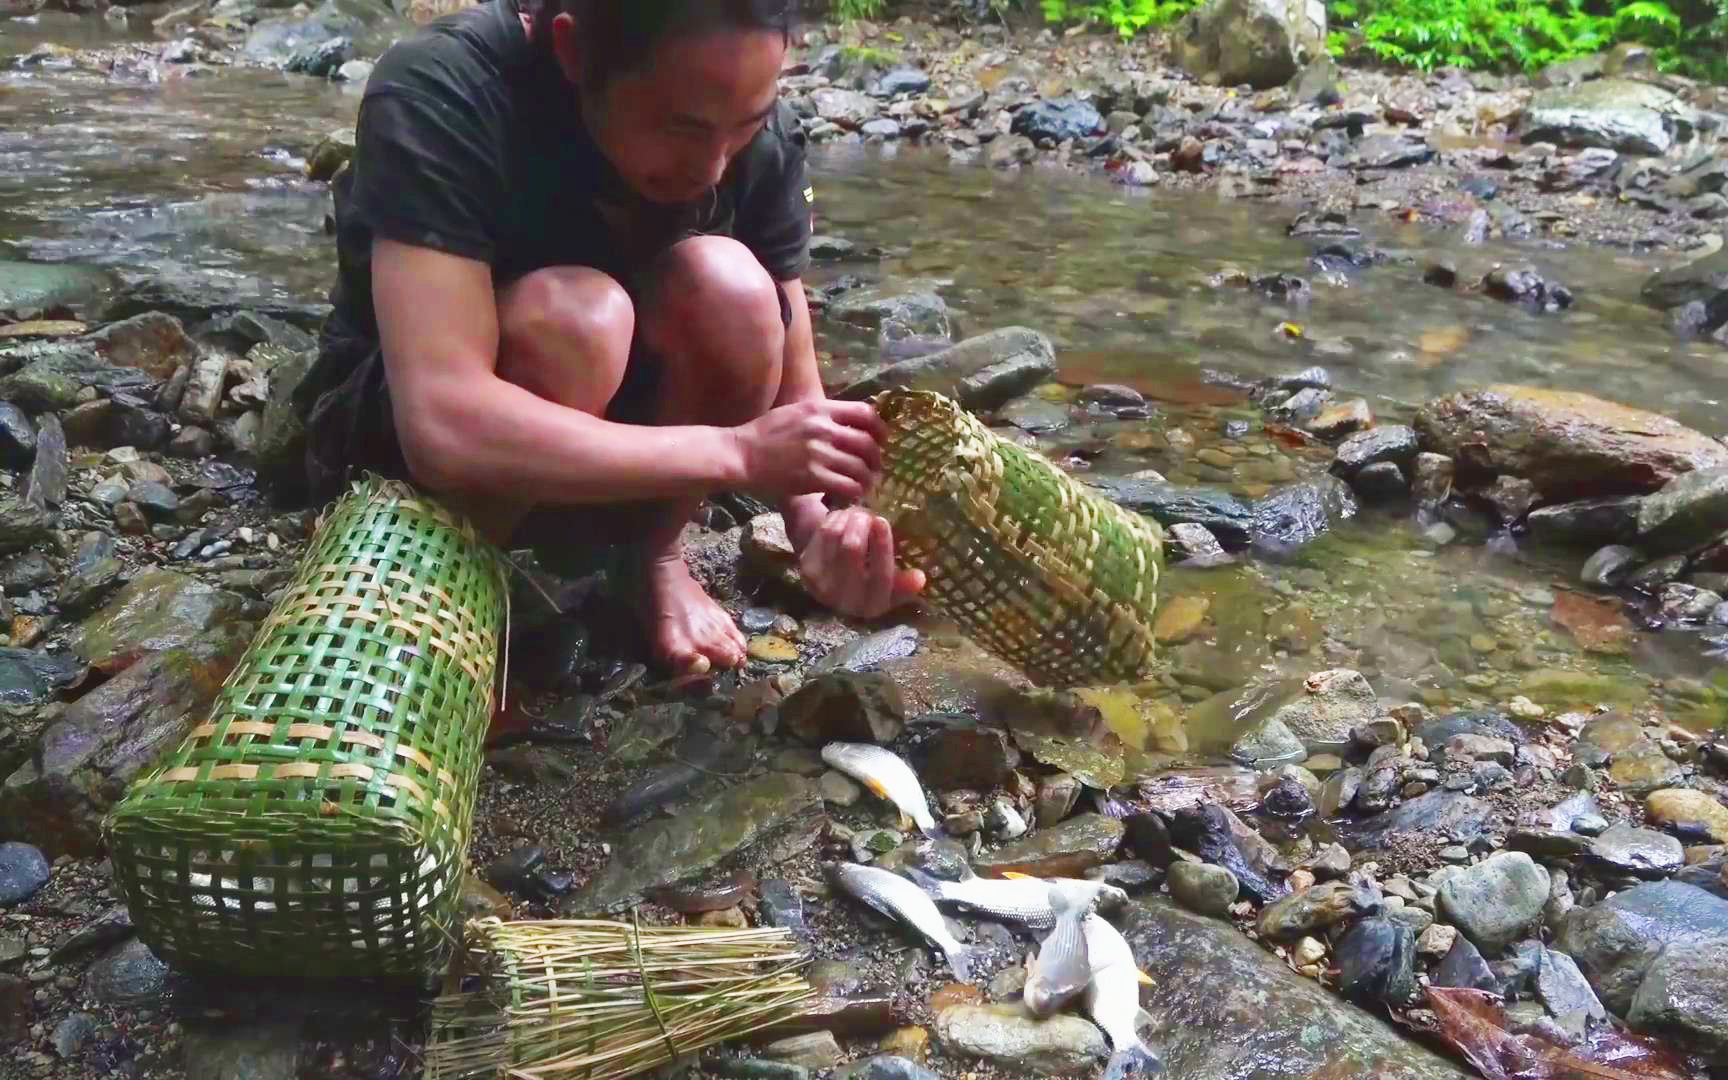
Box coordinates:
[103,477,508,979]
[867,389,1165,688]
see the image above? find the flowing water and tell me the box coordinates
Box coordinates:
[3,14,1725,742]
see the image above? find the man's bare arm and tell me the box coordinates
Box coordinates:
[373,241,879,505]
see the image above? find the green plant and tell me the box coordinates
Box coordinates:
[834,0,888,20]
[1039,0,1203,37]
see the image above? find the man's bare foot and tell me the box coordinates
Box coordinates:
[640,552,747,673]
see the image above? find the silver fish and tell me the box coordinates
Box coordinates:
[821,742,939,836]
[829,862,973,981]
[904,866,1128,929]
[1023,877,1118,1018]
[1082,914,1163,1079]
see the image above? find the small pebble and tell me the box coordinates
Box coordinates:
[1293,937,1326,966]
[1440,845,1471,864]
[1417,923,1457,958]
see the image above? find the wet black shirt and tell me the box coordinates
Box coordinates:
[305,0,813,398]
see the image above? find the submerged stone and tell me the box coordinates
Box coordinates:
[972,814,1124,879]
[933,1002,1106,1074]
[1556,880,1728,1014]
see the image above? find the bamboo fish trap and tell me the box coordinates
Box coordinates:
[103,476,509,980]
[867,388,1166,689]
[424,918,815,1080]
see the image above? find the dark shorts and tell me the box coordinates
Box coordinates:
[298,273,793,557]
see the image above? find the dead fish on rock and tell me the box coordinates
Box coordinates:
[822,742,940,837]
[1082,914,1163,1079]
[904,866,1127,929]
[828,862,974,981]
[1024,875,1123,1018]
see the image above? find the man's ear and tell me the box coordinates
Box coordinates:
[549,11,584,86]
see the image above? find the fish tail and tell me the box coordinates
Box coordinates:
[1102,1043,1165,1080]
[941,941,975,983]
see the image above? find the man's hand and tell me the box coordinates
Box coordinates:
[730,399,886,502]
[793,504,926,621]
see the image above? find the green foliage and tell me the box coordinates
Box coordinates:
[1038,0,1204,36]
[834,0,888,21]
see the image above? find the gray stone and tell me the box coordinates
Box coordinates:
[1437,852,1550,956]
[812,87,880,128]
[1250,475,1357,549]
[75,570,246,674]
[1525,496,1643,547]
[972,814,1123,879]
[1638,465,1728,554]
[1123,898,1470,1077]
[255,346,313,484]
[1167,522,1227,563]
[1269,669,1377,743]
[809,625,919,674]
[0,261,114,316]
[0,552,55,592]
[1173,0,1328,90]
[179,354,227,425]
[1661,582,1723,622]
[51,1012,96,1059]
[24,413,66,511]
[1167,861,1239,917]
[86,939,169,1006]
[1348,790,1494,851]
[1535,947,1606,1025]
[761,1032,842,1071]
[780,671,905,745]
[999,396,1070,435]
[0,404,34,469]
[1229,715,1305,767]
[838,328,1054,414]
[1557,881,1728,1014]
[839,1055,939,1080]
[1011,98,1103,143]
[1258,880,1377,941]
[127,480,180,522]
[1520,79,1695,155]
[1643,245,1728,311]
[1586,824,1684,879]
[0,648,82,708]
[182,1018,302,1079]
[933,1003,1107,1074]
[1628,936,1728,1060]
[1085,479,1255,547]
[1352,461,1409,501]
[1582,544,1640,587]
[0,347,155,413]
[56,531,124,616]
[827,283,949,343]
[0,842,49,906]
[875,68,931,97]
[819,770,862,807]
[860,118,902,140]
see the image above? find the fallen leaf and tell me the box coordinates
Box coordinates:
[1419,325,1471,355]
[1277,321,1305,338]
[1552,591,1635,655]
[1424,987,1690,1079]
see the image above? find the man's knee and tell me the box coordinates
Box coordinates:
[497,266,635,406]
[652,237,785,350]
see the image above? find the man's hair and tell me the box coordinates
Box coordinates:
[531,0,795,86]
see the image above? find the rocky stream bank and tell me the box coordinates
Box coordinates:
[4,0,1728,1078]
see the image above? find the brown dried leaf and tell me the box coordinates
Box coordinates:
[1424,987,1689,1080]
[1551,591,1635,655]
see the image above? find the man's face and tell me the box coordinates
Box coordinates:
[557,24,786,206]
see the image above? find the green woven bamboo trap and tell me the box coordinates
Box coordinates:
[425,917,814,1080]
[867,389,1166,689]
[103,476,509,980]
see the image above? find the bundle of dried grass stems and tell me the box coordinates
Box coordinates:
[424,916,815,1080]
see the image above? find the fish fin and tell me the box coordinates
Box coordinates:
[865,777,892,799]
[901,865,945,896]
[941,941,975,983]
[1136,969,1155,986]
[1001,871,1037,880]
[1102,1044,1165,1080]
[1135,1008,1155,1030]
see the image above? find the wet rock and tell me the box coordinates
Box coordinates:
[100,278,329,332]
[1647,789,1728,844]
[763,1031,843,1070]
[1087,478,1255,546]
[285,34,353,77]
[1250,475,1357,551]
[23,412,67,511]
[1535,946,1605,1025]
[1034,772,1081,829]
[1582,544,1639,587]
[84,311,198,379]
[62,395,171,452]
[812,87,880,129]
[1258,880,1376,941]
[128,479,180,523]
[1414,385,1728,501]
[827,282,949,343]
[1170,803,1284,903]
[1268,387,1330,424]
[0,624,252,857]
[1627,936,1728,1059]
[1315,767,1360,819]
[933,1002,1106,1074]
[1439,852,1549,956]
[1587,824,1684,880]
[1558,880,1728,1013]
[1173,0,1328,90]
[918,728,1018,791]
[1520,79,1694,155]
[1434,932,1499,991]
[840,1054,936,1080]
[838,328,1054,414]
[0,404,34,469]
[781,671,905,746]
[999,396,1070,435]
[1308,398,1372,439]
[181,1019,302,1079]
[1637,465,1728,555]
[179,354,227,425]
[1230,715,1305,767]
[1610,744,1687,795]
[1124,812,1175,869]
[1661,583,1723,622]
[985,800,1027,840]
[0,260,114,316]
[76,570,244,675]
[1169,861,1238,917]
[56,531,124,616]
[609,703,691,764]
[86,938,168,1007]
[0,842,49,906]
[255,346,314,485]
[0,348,154,413]
[51,1013,96,1060]
[810,626,920,675]
[1270,669,1377,744]
[0,647,82,708]
[972,813,1123,879]
[1352,461,1410,501]
[1481,265,1573,313]
[1335,916,1417,1008]
[1627,554,1688,592]
[1123,898,1470,1077]
[820,770,862,807]
[759,878,809,941]
[1011,98,1102,143]
[1166,522,1227,564]
[567,773,821,914]
[1525,496,1643,547]
[1642,244,1728,311]
[1350,133,1437,170]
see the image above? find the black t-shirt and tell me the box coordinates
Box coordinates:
[309,0,813,377]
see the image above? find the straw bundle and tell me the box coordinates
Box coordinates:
[104,476,509,980]
[867,388,1166,689]
[424,917,815,1080]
